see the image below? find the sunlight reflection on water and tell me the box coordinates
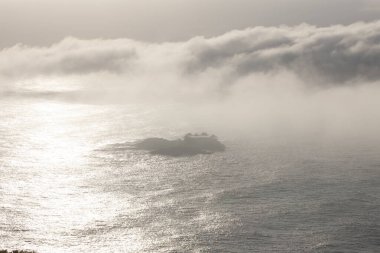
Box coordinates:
[0,100,154,252]
[1,99,379,253]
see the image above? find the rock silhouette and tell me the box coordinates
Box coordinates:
[134,133,225,156]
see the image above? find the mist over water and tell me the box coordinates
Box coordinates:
[1,22,380,252]
[3,21,380,138]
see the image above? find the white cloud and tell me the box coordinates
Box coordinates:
[2,21,380,87]
[2,21,380,138]
[185,21,380,85]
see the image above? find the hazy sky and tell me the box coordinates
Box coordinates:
[1,0,380,48]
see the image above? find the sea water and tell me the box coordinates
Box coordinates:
[0,99,379,252]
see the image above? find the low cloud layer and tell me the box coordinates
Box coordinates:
[2,21,380,86]
[186,22,380,84]
[2,21,380,138]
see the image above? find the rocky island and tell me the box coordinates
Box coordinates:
[134,133,225,156]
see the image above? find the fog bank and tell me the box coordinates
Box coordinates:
[2,21,380,138]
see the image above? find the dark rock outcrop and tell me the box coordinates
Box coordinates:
[134,133,225,156]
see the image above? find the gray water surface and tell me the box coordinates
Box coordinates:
[0,99,379,252]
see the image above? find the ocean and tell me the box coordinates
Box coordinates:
[0,98,379,252]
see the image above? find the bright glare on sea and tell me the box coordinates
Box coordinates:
[0,97,379,253]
